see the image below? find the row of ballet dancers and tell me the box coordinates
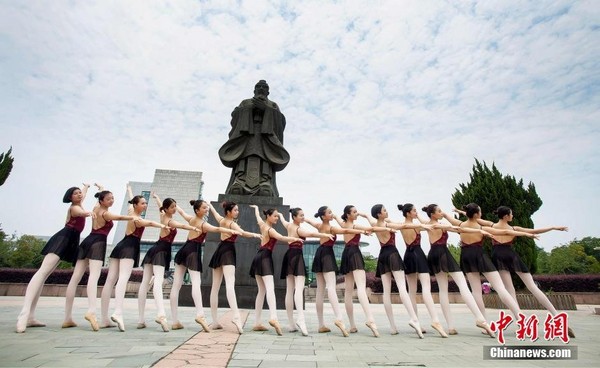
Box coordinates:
[15,183,573,339]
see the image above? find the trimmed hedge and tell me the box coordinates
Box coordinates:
[0,268,143,285]
[364,272,600,294]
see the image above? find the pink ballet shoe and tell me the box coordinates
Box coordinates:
[334,320,349,337]
[269,319,283,336]
[155,315,169,332]
[408,320,424,339]
[84,313,99,332]
[365,321,380,337]
[431,322,448,338]
[195,316,210,333]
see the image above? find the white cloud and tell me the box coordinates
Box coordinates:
[0,0,598,257]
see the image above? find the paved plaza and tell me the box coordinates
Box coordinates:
[0,296,597,367]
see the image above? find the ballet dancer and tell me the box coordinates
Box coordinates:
[278,207,334,336]
[63,184,137,331]
[16,184,93,333]
[207,201,261,334]
[365,204,426,338]
[100,184,167,331]
[248,205,303,336]
[137,193,202,332]
[169,200,240,332]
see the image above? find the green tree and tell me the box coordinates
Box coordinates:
[0,147,14,186]
[363,254,377,273]
[571,237,600,262]
[543,240,600,274]
[451,159,543,276]
[536,246,550,274]
[6,235,45,268]
[447,243,461,265]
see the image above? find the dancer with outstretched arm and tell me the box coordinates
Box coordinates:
[208,201,261,334]
[248,205,303,336]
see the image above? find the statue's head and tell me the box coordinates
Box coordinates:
[254,80,269,99]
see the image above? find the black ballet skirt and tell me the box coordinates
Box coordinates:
[110,234,142,267]
[174,239,203,272]
[376,245,405,278]
[491,242,529,273]
[311,245,338,274]
[141,240,172,268]
[209,240,236,268]
[340,246,365,275]
[428,244,461,274]
[41,226,81,265]
[404,245,431,274]
[281,244,306,279]
[249,248,274,278]
[460,241,497,273]
[77,233,108,264]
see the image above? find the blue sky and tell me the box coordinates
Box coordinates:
[0,0,598,256]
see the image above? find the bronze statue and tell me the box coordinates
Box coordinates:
[218,80,290,197]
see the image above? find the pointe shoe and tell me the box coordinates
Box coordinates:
[408,321,424,339]
[349,327,358,333]
[390,329,399,335]
[110,314,125,332]
[296,322,308,337]
[84,313,99,332]
[136,322,147,329]
[26,319,46,328]
[269,320,283,336]
[431,322,448,338]
[318,326,331,333]
[476,320,495,338]
[195,316,211,333]
[568,327,575,338]
[252,324,269,332]
[334,320,349,337]
[62,320,78,328]
[211,323,223,330]
[171,322,184,330]
[232,318,244,334]
[365,321,380,338]
[288,327,298,333]
[448,328,458,335]
[155,315,169,332]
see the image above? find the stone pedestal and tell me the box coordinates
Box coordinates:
[198,194,291,309]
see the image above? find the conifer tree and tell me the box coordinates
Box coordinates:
[451,159,542,274]
[0,147,14,187]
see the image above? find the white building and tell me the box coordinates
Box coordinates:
[110,169,204,264]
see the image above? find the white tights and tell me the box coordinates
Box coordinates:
[381,270,420,332]
[137,264,166,322]
[210,265,240,324]
[254,275,277,325]
[499,270,558,315]
[100,258,134,321]
[17,253,61,326]
[64,258,102,321]
[436,272,487,330]
[170,265,204,323]
[406,272,440,324]
[315,271,343,327]
[466,271,521,319]
[344,270,375,329]
[285,275,306,329]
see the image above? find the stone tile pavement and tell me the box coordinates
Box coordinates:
[0,296,598,367]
